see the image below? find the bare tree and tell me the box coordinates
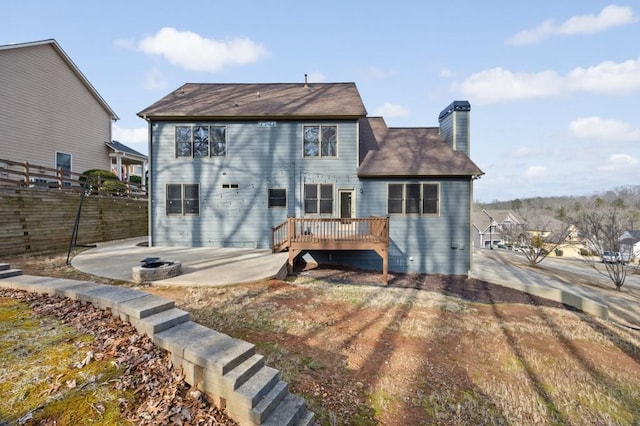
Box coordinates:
[505,214,574,266]
[573,205,627,290]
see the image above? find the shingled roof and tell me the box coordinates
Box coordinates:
[358,117,483,177]
[137,83,367,119]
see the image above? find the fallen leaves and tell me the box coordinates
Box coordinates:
[2,288,237,425]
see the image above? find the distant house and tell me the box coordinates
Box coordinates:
[106,140,148,181]
[525,214,581,257]
[472,209,523,248]
[620,231,640,262]
[0,39,118,176]
[138,81,483,276]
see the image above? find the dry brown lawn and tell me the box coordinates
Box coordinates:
[2,252,640,425]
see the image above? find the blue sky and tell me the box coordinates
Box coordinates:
[3,1,639,202]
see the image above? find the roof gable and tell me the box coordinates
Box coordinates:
[0,39,118,120]
[358,117,483,177]
[137,83,367,119]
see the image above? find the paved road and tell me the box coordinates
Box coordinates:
[472,248,640,329]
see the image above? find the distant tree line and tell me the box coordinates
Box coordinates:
[476,185,640,231]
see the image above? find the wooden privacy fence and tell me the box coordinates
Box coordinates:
[0,187,148,256]
[0,158,146,196]
[271,217,390,283]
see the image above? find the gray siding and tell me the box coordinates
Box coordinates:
[312,178,473,275]
[150,119,473,274]
[454,111,470,155]
[438,110,470,155]
[0,44,112,172]
[150,120,359,248]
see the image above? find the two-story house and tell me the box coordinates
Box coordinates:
[138,81,483,277]
[472,209,524,248]
[0,39,121,176]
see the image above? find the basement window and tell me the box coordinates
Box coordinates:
[268,189,287,208]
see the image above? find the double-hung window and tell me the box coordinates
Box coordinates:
[56,152,71,177]
[303,125,337,158]
[304,184,333,214]
[166,184,199,215]
[176,125,227,158]
[388,183,439,215]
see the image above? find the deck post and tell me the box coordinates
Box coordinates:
[374,246,388,284]
[288,249,298,273]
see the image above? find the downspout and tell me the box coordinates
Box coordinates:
[144,115,153,246]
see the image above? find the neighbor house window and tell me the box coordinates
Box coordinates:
[55,152,71,177]
[166,184,199,215]
[303,125,337,157]
[175,125,227,158]
[268,189,287,208]
[304,184,333,214]
[387,183,439,215]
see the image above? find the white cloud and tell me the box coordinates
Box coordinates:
[373,102,410,118]
[143,67,167,90]
[138,27,268,72]
[506,5,637,45]
[569,117,640,142]
[439,68,454,78]
[453,67,562,103]
[599,153,638,171]
[364,66,397,81]
[113,124,148,145]
[454,57,640,103]
[567,58,640,94]
[524,166,548,178]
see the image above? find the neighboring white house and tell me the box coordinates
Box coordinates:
[620,231,640,263]
[0,39,118,175]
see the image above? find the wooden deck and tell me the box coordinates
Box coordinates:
[271,217,390,283]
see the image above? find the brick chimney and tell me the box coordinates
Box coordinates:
[438,100,471,156]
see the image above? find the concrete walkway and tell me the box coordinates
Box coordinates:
[472,248,640,329]
[71,237,289,286]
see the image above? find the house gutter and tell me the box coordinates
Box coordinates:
[142,114,153,247]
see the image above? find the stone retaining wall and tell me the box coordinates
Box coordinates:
[0,268,314,426]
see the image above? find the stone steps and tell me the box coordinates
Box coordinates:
[0,271,315,426]
[0,263,22,279]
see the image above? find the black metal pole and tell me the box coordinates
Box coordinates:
[66,178,89,265]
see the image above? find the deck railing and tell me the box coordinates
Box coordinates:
[0,158,147,197]
[271,216,390,283]
[271,217,389,252]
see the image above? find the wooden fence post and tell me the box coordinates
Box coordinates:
[57,168,64,190]
[23,161,30,186]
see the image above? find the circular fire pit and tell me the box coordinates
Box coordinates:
[132,257,182,283]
